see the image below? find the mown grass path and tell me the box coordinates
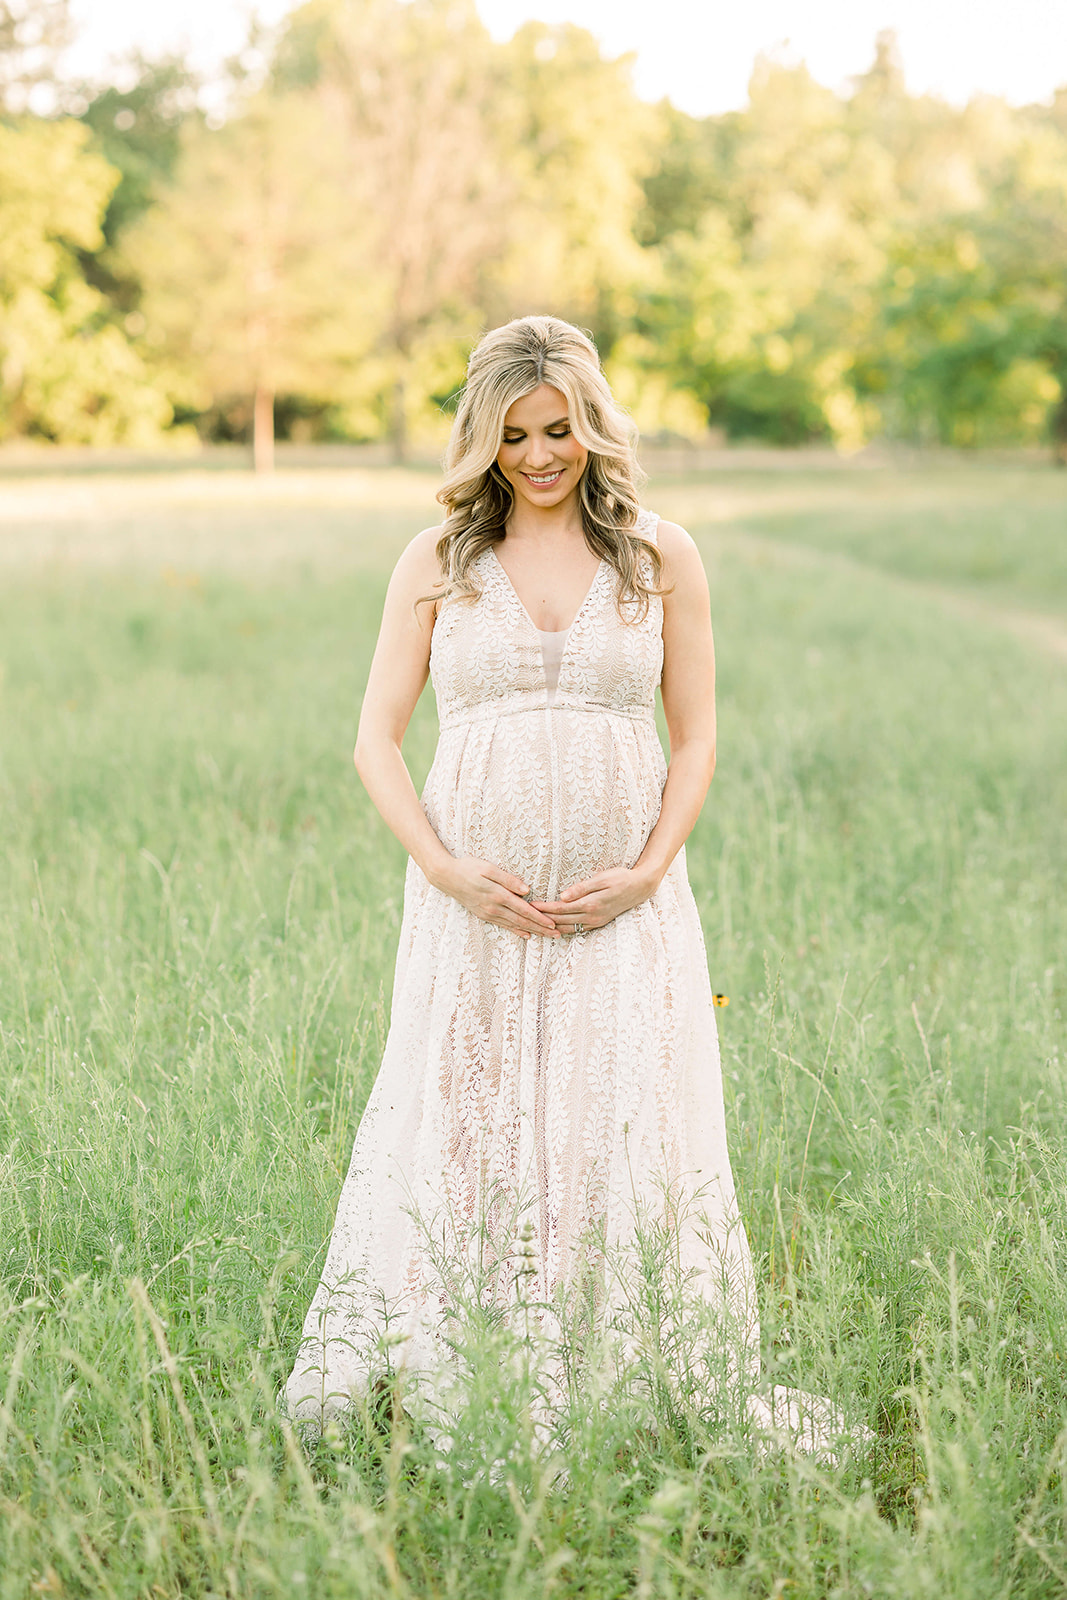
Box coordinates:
[0,461,1065,1598]
[708,525,1067,664]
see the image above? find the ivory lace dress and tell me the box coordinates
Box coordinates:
[285,510,849,1450]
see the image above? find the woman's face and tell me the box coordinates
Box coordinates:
[496,384,588,511]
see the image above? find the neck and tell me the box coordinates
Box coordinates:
[504,490,585,546]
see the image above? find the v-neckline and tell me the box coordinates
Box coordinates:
[490,544,606,638]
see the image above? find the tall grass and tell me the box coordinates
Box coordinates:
[0,464,1065,1596]
[657,461,1067,612]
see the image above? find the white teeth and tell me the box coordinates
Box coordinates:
[526,471,562,483]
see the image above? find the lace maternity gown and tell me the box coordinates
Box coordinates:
[285,510,844,1449]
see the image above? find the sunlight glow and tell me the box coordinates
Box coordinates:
[66,0,1067,113]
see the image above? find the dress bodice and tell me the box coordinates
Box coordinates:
[429,508,664,730]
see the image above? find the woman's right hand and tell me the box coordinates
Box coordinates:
[433,857,560,939]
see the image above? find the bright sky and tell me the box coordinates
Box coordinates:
[66,0,1067,115]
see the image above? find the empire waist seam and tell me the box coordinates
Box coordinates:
[438,702,656,732]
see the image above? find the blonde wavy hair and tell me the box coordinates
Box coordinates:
[425,316,664,618]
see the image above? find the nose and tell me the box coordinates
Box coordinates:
[524,432,554,468]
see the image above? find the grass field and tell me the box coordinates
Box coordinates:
[1,459,1065,1598]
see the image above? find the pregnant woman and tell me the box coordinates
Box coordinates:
[284,315,849,1454]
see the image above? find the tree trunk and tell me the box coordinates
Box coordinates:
[253,383,275,474]
[1051,393,1067,468]
[389,370,408,464]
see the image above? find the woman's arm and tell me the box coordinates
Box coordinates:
[354,530,560,939]
[632,517,717,884]
[533,519,715,931]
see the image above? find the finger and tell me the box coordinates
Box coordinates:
[483,910,528,935]
[492,905,560,937]
[499,887,556,922]
[503,896,557,931]
[484,865,530,897]
[543,894,599,916]
[559,877,606,902]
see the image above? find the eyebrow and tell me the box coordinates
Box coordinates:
[502,417,571,432]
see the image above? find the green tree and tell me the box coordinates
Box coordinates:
[623,211,771,436]
[858,230,1050,445]
[276,0,510,458]
[127,90,369,470]
[854,92,1067,448]
[78,54,199,253]
[637,100,740,249]
[633,52,895,443]
[0,117,169,442]
[979,99,1067,456]
[491,21,655,353]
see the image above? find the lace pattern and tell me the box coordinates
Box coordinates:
[284,510,858,1455]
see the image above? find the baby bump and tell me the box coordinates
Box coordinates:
[422,710,666,898]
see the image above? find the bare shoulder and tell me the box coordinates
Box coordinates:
[388,524,446,596]
[651,517,708,595]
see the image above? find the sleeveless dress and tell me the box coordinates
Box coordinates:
[285,510,851,1453]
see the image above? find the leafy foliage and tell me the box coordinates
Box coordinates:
[2,9,1067,451]
[76,54,199,250]
[0,116,169,442]
[125,90,372,446]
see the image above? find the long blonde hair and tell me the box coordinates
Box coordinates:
[426,316,664,617]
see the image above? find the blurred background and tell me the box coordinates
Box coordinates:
[1,0,1066,468]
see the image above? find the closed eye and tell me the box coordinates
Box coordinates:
[501,430,570,444]
[501,418,572,444]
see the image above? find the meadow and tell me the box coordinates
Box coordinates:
[0,457,1065,1598]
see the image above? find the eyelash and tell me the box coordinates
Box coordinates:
[503,428,571,443]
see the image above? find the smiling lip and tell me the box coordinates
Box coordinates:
[522,469,564,485]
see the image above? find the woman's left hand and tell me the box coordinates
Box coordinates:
[530,866,660,935]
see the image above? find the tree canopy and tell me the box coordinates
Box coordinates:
[2,3,1066,461]
[0,116,168,443]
